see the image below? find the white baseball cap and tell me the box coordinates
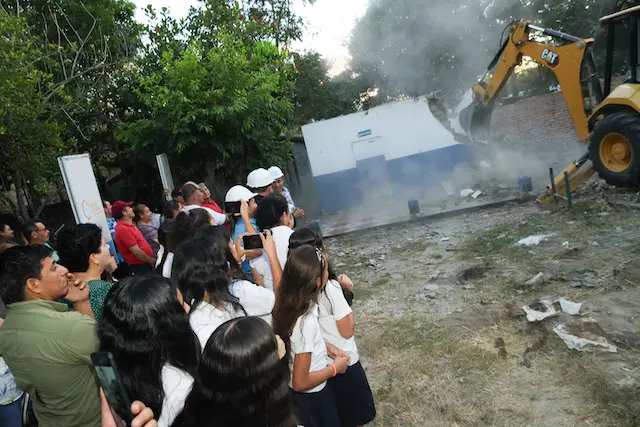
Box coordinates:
[225,185,258,202]
[246,168,274,188]
[268,166,284,180]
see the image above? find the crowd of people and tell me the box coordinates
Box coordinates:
[0,166,374,427]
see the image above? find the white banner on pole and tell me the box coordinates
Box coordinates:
[58,153,112,243]
[156,153,175,194]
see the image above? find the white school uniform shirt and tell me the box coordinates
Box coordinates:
[189,280,275,348]
[182,205,227,226]
[158,364,194,427]
[289,304,328,393]
[318,280,359,365]
[249,225,293,290]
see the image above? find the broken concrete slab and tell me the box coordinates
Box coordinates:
[553,318,617,353]
[517,233,556,246]
[524,272,545,286]
[460,189,475,197]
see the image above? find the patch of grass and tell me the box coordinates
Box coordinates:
[357,314,639,426]
[354,275,391,300]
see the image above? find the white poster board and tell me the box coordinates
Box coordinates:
[156,153,175,195]
[58,154,112,243]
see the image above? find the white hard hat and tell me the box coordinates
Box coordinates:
[225,185,258,202]
[268,166,284,180]
[246,168,274,188]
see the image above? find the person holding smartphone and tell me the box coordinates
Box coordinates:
[251,194,294,291]
[225,185,261,281]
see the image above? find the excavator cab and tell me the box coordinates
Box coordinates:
[587,6,640,187]
[458,5,640,203]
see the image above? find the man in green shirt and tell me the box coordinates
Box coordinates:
[0,245,101,427]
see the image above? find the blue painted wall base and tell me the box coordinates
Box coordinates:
[313,144,476,213]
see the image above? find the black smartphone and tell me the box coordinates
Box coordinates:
[91,352,133,427]
[225,201,242,215]
[243,233,265,250]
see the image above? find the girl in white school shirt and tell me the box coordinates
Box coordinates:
[289,228,376,427]
[273,245,350,427]
[172,226,276,348]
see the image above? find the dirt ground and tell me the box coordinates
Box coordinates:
[326,183,640,427]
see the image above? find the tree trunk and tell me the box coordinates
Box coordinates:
[14,173,29,220]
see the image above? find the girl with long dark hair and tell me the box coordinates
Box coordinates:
[289,227,355,305]
[250,194,292,291]
[172,234,276,348]
[97,275,200,427]
[289,229,376,426]
[171,316,298,427]
[272,245,350,427]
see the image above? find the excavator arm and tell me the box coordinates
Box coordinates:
[459,21,601,204]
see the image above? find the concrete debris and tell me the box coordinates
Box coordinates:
[524,272,545,286]
[335,262,346,268]
[442,180,455,196]
[460,189,475,197]
[428,270,441,281]
[557,298,585,316]
[379,254,386,260]
[553,318,617,353]
[523,299,559,322]
[523,297,586,322]
[367,259,377,267]
[599,212,610,217]
[423,291,438,300]
[391,273,404,280]
[337,252,346,257]
[517,233,556,246]
[566,281,591,288]
[471,190,482,199]
[454,308,464,313]
[562,241,570,247]
[440,237,450,242]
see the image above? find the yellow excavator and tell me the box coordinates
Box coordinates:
[458,5,640,204]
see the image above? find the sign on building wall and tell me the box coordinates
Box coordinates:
[58,154,112,244]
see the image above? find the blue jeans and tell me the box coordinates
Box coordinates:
[0,393,25,427]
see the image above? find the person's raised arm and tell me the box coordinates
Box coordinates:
[260,231,282,293]
[239,200,257,234]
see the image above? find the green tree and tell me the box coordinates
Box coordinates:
[292,52,368,125]
[120,3,295,185]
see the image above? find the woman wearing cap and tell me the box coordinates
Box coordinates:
[269,166,305,220]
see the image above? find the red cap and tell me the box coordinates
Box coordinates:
[111,200,133,214]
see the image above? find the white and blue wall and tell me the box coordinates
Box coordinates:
[301,96,475,213]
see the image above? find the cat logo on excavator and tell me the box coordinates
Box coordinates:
[541,48,559,67]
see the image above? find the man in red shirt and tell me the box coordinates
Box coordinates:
[112,200,155,276]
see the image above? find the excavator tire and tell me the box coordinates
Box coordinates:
[589,112,640,187]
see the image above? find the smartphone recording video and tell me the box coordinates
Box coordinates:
[91,352,133,427]
[225,201,242,215]
[243,233,264,250]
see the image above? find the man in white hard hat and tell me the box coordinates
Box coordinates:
[225,185,260,280]
[246,168,274,205]
[268,166,304,220]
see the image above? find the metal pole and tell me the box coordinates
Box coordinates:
[549,168,558,205]
[564,171,572,209]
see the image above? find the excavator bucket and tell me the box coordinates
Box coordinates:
[458,101,494,144]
